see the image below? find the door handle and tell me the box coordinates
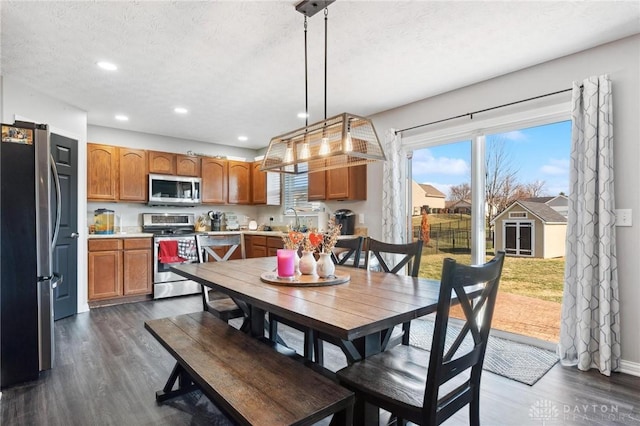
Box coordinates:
[70,232,80,239]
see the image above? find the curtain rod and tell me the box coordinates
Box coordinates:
[395,87,573,135]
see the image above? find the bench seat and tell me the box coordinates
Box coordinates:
[145,311,354,426]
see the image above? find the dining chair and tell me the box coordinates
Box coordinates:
[365,238,423,346]
[331,236,366,268]
[336,251,506,426]
[196,234,245,323]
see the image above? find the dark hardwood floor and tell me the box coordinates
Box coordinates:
[1,295,639,425]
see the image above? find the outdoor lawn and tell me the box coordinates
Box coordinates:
[414,214,565,303]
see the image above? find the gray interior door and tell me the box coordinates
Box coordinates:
[51,133,78,320]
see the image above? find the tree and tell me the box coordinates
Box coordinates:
[485,139,519,224]
[449,182,471,202]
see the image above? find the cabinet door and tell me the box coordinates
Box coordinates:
[326,165,367,200]
[123,249,152,295]
[119,148,147,201]
[87,143,118,200]
[201,158,228,204]
[176,155,201,177]
[88,250,122,300]
[307,170,326,201]
[252,245,268,258]
[252,162,267,204]
[228,161,251,204]
[148,151,176,175]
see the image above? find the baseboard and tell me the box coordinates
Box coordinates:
[619,359,640,377]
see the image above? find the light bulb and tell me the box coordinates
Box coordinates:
[319,137,330,156]
[300,141,311,160]
[284,147,294,163]
[345,132,353,152]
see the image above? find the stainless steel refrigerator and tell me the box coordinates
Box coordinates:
[0,121,62,388]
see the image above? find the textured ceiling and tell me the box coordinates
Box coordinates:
[1,1,639,150]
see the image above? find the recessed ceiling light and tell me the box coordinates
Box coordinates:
[174,107,188,114]
[297,112,308,119]
[97,61,117,71]
[238,136,248,142]
[115,115,129,121]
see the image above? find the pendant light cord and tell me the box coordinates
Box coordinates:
[304,16,308,128]
[324,8,328,121]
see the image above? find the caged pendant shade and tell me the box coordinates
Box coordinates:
[261,0,386,175]
[261,112,386,174]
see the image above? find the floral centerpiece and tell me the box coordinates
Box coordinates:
[321,218,342,254]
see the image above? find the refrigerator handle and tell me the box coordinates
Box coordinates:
[50,154,62,249]
[38,272,63,288]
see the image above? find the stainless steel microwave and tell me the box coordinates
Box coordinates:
[148,174,201,206]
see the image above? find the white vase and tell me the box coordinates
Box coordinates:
[316,253,335,278]
[299,250,317,275]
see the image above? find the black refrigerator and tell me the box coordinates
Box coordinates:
[0,121,62,388]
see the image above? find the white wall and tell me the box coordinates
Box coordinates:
[1,77,90,313]
[368,35,640,367]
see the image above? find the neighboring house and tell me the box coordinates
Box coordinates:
[445,199,472,214]
[492,199,567,259]
[411,181,446,214]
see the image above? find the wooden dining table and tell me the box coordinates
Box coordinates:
[170,256,467,424]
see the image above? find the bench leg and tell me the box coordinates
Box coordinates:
[155,362,199,403]
[328,403,354,426]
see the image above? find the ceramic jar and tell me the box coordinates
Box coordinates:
[299,250,317,275]
[316,253,335,278]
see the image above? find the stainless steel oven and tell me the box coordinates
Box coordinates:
[143,213,202,299]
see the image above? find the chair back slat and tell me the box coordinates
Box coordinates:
[423,251,505,425]
[330,236,365,268]
[365,238,423,277]
[196,234,243,263]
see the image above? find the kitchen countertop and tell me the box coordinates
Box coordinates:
[87,229,368,239]
[88,232,154,239]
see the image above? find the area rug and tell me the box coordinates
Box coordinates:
[408,317,559,386]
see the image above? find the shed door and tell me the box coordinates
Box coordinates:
[504,221,533,256]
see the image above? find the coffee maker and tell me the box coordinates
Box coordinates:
[334,209,355,235]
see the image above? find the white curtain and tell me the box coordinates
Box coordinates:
[558,75,620,376]
[382,129,406,244]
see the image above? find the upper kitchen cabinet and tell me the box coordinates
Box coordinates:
[176,154,201,177]
[228,161,251,204]
[308,165,367,201]
[201,158,228,204]
[148,151,176,175]
[251,161,281,205]
[118,148,147,202]
[87,143,118,201]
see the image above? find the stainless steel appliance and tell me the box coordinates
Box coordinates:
[1,121,62,388]
[148,174,201,206]
[143,213,202,299]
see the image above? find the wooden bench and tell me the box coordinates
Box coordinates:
[145,311,354,426]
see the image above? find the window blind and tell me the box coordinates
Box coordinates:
[283,164,312,210]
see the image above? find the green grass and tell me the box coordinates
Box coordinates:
[419,253,565,303]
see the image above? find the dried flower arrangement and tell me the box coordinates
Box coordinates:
[282,231,304,250]
[321,218,342,254]
[303,231,324,252]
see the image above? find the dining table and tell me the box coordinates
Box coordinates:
[170,256,473,424]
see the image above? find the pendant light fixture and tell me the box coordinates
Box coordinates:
[261,0,386,174]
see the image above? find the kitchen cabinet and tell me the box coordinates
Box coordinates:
[118,148,147,202]
[148,151,176,175]
[201,158,228,204]
[228,161,251,204]
[87,143,118,201]
[244,234,283,258]
[176,154,200,177]
[308,165,367,201]
[251,161,281,205]
[88,238,152,301]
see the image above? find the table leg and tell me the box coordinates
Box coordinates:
[249,305,266,338]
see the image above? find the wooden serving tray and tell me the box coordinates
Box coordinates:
[260,272,350,287]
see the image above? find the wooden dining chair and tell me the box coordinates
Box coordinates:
[196,234,245,323]
[331,236,365,268]
[365,238,423,345]
[337,251,505,426]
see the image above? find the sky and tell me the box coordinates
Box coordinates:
[412,120,571,199]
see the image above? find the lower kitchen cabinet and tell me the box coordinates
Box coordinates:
[88,238,152,301]
[244,234,284,258]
